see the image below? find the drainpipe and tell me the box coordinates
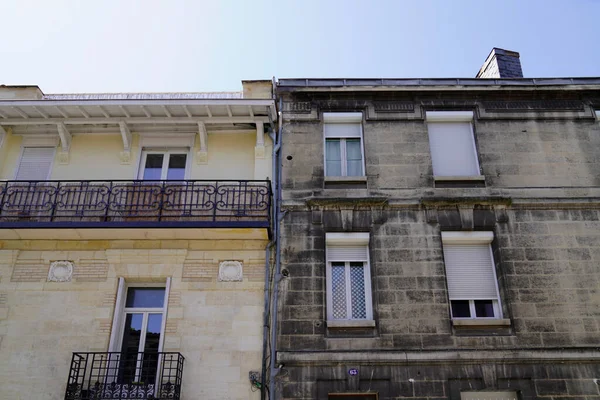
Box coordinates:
[268,97,284,399]
[260,240,273,399]
[261,94,282,399]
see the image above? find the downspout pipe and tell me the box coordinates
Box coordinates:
[261,96,281,399]
[268,97,284,399]
[260,240,273,399]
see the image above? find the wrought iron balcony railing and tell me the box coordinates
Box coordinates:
[65,352,184,400]
[0,179,271,230]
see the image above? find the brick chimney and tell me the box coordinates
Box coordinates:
[476,48,523,78]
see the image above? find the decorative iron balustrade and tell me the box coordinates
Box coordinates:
[0,180,271,230]
[65,352,184,400]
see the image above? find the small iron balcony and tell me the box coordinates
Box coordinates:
[65,352,184,400]
[0,179,271,232]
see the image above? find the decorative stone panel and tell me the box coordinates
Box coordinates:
[11,260,46,282]
[245,260,266,282]
[73,259,109,282]
[283,101,312,114]
[47,261,74,282]
[218,261,243,282]
[373,101,414,113]
[182,260,217,282]
[483,100,585,111]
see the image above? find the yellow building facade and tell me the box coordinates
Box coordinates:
[0,82,275,399]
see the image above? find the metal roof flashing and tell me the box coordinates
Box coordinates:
[276,77,600,91]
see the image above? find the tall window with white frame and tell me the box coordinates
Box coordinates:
[325,232,373,326]
[441,231,503,320]
[323,112,365,177]
[108,279,170,392]
[426,111,481,178]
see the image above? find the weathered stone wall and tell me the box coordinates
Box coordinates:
[281,104,600,195]
[277,90,600,399]
[278,208,600,351]
[0,239,267,400]
[277,362,600,399]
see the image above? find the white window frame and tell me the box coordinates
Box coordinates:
[109,279,170,353]
[325,232,374,327]
[441,231,503,320]
[323,112,366,177]
[108,278,171,387]
[137,148,191,180]
[426,111,481,179]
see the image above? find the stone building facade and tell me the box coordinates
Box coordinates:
[0,82,275,399]
[274,53,600,399]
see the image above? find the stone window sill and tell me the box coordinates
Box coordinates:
[434,175,486,182]
[324,176,368,183]
[452,318,511,327]
[327,319,376,329]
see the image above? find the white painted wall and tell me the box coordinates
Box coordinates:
[0,130,272,181]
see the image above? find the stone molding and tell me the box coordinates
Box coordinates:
[47,261,74,282]
[483,100,584,111]
[278,349,600,365]
[373,101,414,113]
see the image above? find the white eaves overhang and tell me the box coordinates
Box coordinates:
[0,98,277,135]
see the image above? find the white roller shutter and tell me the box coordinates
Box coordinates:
[427,121,479,177]
[15,147,55,180]
[324,123,362,138]
[327,245,369,262]
[442,243,498,300]
[323,112,362,138]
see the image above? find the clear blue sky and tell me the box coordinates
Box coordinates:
[2,0,599,93]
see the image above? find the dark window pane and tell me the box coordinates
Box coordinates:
[145,154,164,168]
[143,154,164,180]
[167,154,187,180]
[168,154,187,169]
[474,300,495,317]
[140,313,163,383]
[451,300,471,318]
[126,288,165,308]
[120,313,143,383]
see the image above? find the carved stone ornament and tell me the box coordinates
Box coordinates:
[48,261,74,282]
[58,151,70,165]
[119,151,132,165]
[218,261,243,282]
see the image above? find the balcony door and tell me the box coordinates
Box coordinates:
[139,149,189,180]
[108,279,170,396]
[119,286,166,384]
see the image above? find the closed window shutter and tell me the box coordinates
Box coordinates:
[461,392,518,400]
[324,123,362,138]
[427,121,479,176]
[443,243,498,300]
[15,147,55,180]
[327,245,368,262]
